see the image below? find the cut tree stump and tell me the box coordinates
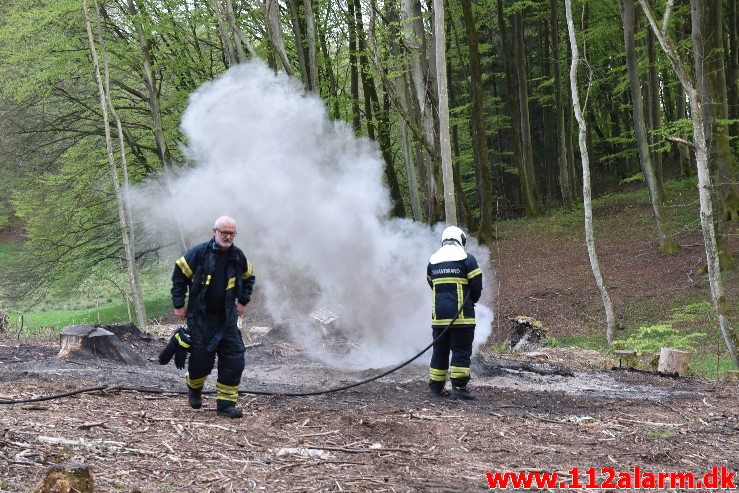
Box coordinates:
[657,348,690,376]
[508,316,548,352]
[31,464,93,493]
[58,324,144,365]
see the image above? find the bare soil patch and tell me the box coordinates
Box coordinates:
[1,323,737,492]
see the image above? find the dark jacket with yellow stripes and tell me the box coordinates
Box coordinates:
[427,254,482,329]
[171,238,255,342]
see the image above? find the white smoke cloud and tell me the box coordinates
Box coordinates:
[132,60,494,369]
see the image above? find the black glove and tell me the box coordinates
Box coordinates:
[158,327,191,369]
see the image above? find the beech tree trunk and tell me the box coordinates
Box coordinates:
[550,0,574,208]
[638,0,738,367]
[618,0,678,255]
[564,0,617,345]
[460,0,493,241]
[84,0,147,331]
[302,0,319,92]
[433,0,456,224]
[265,0,294,76]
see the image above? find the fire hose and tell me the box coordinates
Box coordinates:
[0,294,470,404]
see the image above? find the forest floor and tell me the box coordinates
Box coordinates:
[1,191,738,492]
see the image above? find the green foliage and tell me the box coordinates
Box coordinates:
[619,172,644,185]
[613,324,708,354]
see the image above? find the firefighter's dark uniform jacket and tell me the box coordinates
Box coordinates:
[427,246,482,328]
[427,244,482,390]
[171,238,255,408]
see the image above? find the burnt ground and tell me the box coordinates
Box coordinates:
[1,197,738,492]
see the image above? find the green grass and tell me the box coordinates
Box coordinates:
[6,293,172,334]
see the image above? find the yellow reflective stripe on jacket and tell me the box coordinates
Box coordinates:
[241,261,253,279]
[175,332,191,349]
[432,317,477,325]
[226,277,236,290]
[457,284,463,312]
[176,257,194,281]
[202,274,211,285]
[467,268,482,279]
[432,277,468,285]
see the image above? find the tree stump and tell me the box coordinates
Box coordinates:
[508,316,548,352]
[0,312,9,332]
[58,324,144,365]
[31,464,93,493]
[657,348,690,376]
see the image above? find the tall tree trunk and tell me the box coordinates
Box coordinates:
[639,0,738,367]
[302,0,319,92]
[460,0,494,241]
[496,0,535,216]
[513,10,540,215]
[352,0,405,217]
[210,0,237,66]
[317,10,339,117]
[265,0,295,76]
[693,0,737,266]
[225,0,258,58]
[646,28,664,190]
[287,0,310,87]
[433,0,456,224]
[564,0,616,345]
[675,81,692,177]
[347,0,361,131]
[384,0,422,220]
[728,0,739,140]
[83,0,147,331]
[618,0,678,255]
[402,0,443,222]
[550,0,574,207]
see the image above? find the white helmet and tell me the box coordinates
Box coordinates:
[441,225,467,246]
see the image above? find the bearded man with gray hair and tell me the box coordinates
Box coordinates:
[170,216,255,418]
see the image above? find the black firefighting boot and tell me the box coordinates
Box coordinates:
[428,380,447,397]
[187,387,202,409]
[451,386,476,400]
[216,402,243,419]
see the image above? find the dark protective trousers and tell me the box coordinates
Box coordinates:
[186,324,245,409]
[429,326,474,392]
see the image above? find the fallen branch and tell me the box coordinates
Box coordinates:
[665,136,697,150]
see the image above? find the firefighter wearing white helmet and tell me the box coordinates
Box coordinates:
[426,226,482,400]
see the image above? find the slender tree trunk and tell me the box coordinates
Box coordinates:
[513,10,540,215]
[317,11,339,117]
[302,0,319,92]
[728,0,739,140]
[496,0,535,216]
[83,0,147,331]
[433,0,456,224]
[383,0,422,220]
[347,0,361,131]
[693,0,737,265]
[675,81,691,177]
[564,0,616,345]
[287,0,310,87]
[551,0,573,207]
[210,0,237,66]
[460,0,493,241]
[639,0,738,367]
[402,0,443,223]
[352,0,405,217]
[225,0,258,58]
[265,0,295,76]
[618,0,678,255]
[646,28,664,190]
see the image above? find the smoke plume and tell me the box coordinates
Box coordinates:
[133,60,494,369]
